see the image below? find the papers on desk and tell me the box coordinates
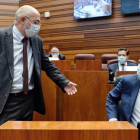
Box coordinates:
[126,66,138,71]
[48,57,59,61]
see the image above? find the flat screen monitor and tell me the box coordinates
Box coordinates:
[74,0,112,19]
[121,0,140,14]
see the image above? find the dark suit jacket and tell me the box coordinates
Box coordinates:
[106,74,140,122]
[107,62,137,81]
[0,26,69,115]
[47,54,65,60]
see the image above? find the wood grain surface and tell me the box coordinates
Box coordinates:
[75,60,102,70]
[60,71,109,121]
[0,121,138,140]
[33,61,71,121]
[1,0,140,69]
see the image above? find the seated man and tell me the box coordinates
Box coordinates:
[106,68,140,128]
[107,48,137,81]
[47,46,65,60]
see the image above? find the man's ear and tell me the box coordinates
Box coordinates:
[21,16,25,24]
[127,55,129,60]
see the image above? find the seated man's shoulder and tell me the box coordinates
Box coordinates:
[127,61,137,66]
[60,54,65,57]
[59,54,65,60]
[108,62,117,68]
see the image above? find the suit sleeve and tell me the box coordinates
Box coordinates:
[59,54,65,60]
[106,78,123,120]
[132,63,137,66]
[63,55,65,60]
[39,39,69,92]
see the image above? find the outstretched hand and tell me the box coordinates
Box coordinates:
[64,82,77,95]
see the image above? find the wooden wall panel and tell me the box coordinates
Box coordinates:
[0,0,19,28]
[17,0,140,67]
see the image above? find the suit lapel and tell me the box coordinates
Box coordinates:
[30,37,40,75]
[129,75,140,120]
[30,37,37,62]
[5,26,14,79]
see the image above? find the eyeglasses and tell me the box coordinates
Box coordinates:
[52,52,59,53]
[25,16,41,26]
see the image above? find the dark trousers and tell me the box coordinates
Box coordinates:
[138,128,140,140]
[0,90,34,126]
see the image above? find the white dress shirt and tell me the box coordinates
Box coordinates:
[118,62,127,71]
[10,25,34,93]
[130,88,140,127]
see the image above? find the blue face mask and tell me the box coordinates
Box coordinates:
[118,56,126,64]
[52,53,58,57]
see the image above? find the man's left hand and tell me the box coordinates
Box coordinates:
[64,82,77,95]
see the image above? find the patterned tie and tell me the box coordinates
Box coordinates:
[22,37,28,95]
[121,64,124,71]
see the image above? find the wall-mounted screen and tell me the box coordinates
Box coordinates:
[74,0,112,19]
[121,0,140,14]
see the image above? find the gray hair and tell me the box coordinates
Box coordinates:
[14,5,39,24]
[51,46,59,52]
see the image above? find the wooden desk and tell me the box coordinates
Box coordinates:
[33,60,71,121]
[75,60,102,70]
[109,84,114,91]
[117,71,137,77]
[59,71,109,121]
[0,121,138,140]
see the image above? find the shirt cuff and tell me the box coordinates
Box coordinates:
[109,118,118,121]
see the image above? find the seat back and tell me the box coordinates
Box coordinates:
[139,59,140,64]
[101,54,118,70]
[74,54,95,69]
[107,59,118,67]
[127,60,137,65]
[74,54,95,63]
[107,59,137,68]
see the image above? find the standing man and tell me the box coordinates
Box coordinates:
[0,5,77,125]
[47,46,65,60]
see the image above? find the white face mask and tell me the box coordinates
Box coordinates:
[24,18,40,37]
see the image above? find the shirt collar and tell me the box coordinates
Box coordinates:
[13,25,25,42]
[118,61,127,66]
